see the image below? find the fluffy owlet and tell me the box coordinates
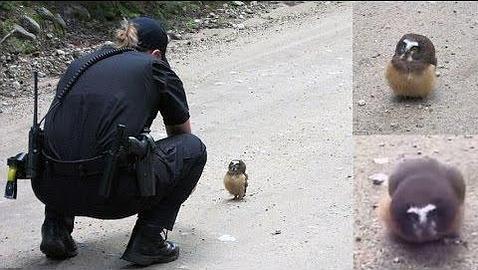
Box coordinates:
[224,160,248,200]
[385,33,437,98]
[378,157,465,243]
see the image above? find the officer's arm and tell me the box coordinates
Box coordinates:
[166,119,191,136]
[152,60,191,136]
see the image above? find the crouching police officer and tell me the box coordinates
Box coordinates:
[32,17,207,266]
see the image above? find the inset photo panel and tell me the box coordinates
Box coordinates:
[353,1,478,135]
[354,135,478,269]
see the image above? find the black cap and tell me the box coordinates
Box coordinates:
[130,17,169,64]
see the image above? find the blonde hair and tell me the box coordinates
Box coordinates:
[115,19,138,49]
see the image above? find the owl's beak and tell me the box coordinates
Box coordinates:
[400,47,412,56]
[399,47,415,61]
[413,221,438,240]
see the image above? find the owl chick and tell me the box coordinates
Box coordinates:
[378,157,465,243]
[224,160,248,200]
[385,33,437,98]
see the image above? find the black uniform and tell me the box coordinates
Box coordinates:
[33,46,207,231]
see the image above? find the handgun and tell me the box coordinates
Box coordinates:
[99,124,126,197]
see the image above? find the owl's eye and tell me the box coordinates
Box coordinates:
[428,208,438,217]
[410,46,419,53]
[407,212,419,222]
[399,44,406,53]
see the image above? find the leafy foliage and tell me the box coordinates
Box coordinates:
[0,1,231,54]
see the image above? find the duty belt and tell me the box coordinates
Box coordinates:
[41,125,157,198]
[42,151,132,178]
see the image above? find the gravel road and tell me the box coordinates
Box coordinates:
[0,2,353,269]
[354,135,478,270]
[353,1,478,135]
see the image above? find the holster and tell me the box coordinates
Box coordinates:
[99,125,157,198]
[128,130,156,197]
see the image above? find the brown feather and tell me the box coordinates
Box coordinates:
[385,62,436,98]
[224,173,247,200]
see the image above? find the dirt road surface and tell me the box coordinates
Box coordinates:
[353,1,478,135]
[354,135,478,270]
[0,2,353,269]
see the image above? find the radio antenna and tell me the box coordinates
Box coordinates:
[33,71,38,126]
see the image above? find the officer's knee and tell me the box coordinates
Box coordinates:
[181,134,207,163]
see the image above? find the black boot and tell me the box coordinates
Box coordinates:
[121,221,179,266]
[40,215,78,259]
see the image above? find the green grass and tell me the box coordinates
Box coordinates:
[0,18,16,36]
[0,4,43,55]
[64,1,233,33]
[184,18,199,31]
[0,1,17,12]
[6,37,39,54]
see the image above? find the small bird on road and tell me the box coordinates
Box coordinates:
[378,157,465,243]
[224,160,248,200]
[385,33,437,98]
